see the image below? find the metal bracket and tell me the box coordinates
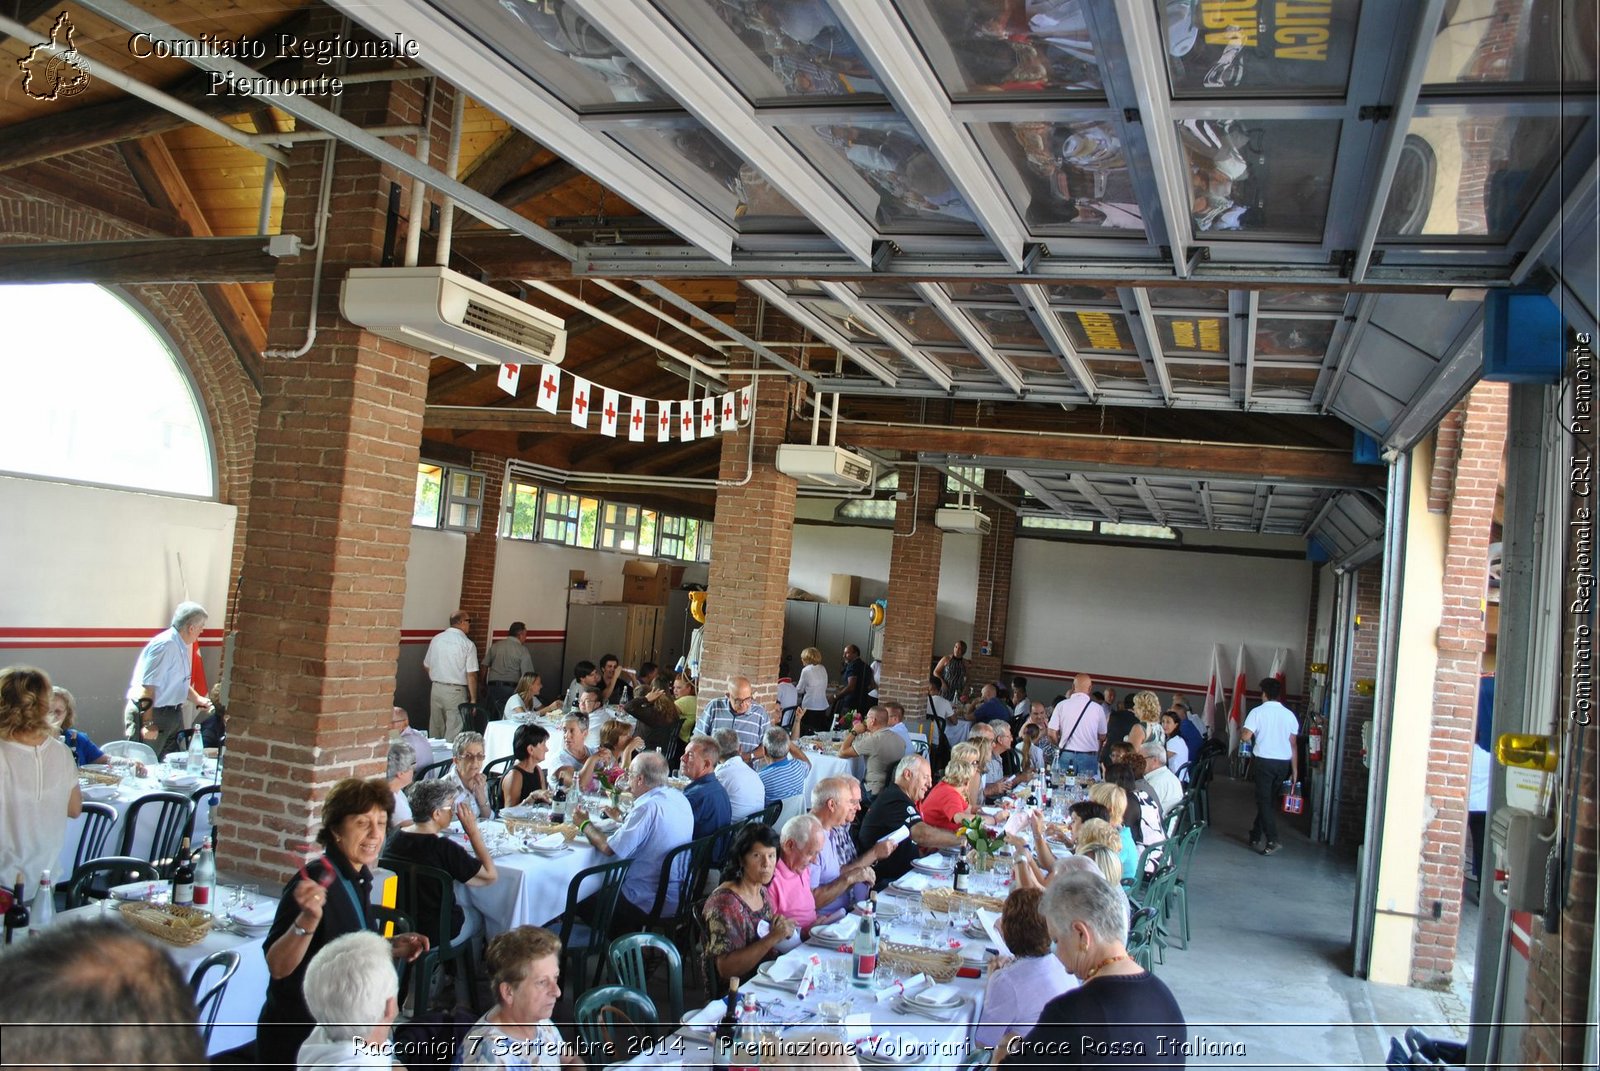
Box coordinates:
[1123,108,1141,124]
[1357,104,1395,122]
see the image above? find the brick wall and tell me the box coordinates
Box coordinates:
[460,451,507,653]
[1426,406,1465,513]
[878,464,944,710]
[965,469,1017,688]
[1336,565,1383,852]
[1412,382,1508,985]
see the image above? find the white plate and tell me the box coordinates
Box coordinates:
[80,784,119,801]
[904,990,963,1010]
[856,898,902,919]
[908,856,952,873]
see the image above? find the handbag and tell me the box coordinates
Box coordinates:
[1281,781,1304,815]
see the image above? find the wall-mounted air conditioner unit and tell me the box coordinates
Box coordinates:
[775,444,874,490]
[339,266,567,368]
[935,506,992,535]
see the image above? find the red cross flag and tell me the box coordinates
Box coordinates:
[569,376,591,428]
[497,362,521,397]
[720,390,737,431]
[629,395,647,442]
[679,400,696,442]
[600,389,621,438]
[535,366,561,413]
[700,396,716,435]
[738,386,753,424]
[657,401,672,443]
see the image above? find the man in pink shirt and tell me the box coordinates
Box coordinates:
[767,813,835,936]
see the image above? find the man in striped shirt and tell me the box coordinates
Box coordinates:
[757,726,809,804]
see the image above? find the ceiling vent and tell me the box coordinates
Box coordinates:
[935,506,993,535]
[775,444,874,490]
[340,266,567,368]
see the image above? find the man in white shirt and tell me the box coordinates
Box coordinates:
[1140,742,1183,815]
[422,610,479,739]
[1048,673,1108,777]
[1240,677,1299,856]
[711,728,766,819]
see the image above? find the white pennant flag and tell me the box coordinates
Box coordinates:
[599,389,621,437]
[496,363,521,397]
[656,400,673,443]
[569,376,591,428]
[699,396,717,437]
[535,366,561,413]
[737,386,753,425]
[719,391,737,431]
[629,395,648,442]
[679,400,696,441]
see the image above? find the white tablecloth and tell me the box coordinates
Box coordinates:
[457,822,608,934]
[60,762,218,880]
[55,900,269,1055]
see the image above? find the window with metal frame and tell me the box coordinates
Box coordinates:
[539,490,599,548]
[413,462,486,533]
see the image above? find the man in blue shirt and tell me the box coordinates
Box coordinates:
[125,601,213,758]
[756,726,810,804]
[573,751,694,931]
[972,683,1013,724]
[680,735,732,838]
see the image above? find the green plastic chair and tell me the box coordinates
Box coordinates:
[1166,820,1207,948]
[381,855,482,1013]
[574,983,657,1064]
[554,856,634,992]
[607,932,684,1024]
[1130,860,1181,965]
[956,1047,994,1070]
[1126,904,1161,972]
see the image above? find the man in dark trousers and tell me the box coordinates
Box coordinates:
[831,644,874,727]
[1240,677,1300,856]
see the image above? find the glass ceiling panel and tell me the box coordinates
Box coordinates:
[1253,364,1322,394]
[1168,361,1230,392]
[607,118,812,230]
[1045,284,1121,305]
[1009,353,1073,375]
[1178,119,1340,237]
[1061,310,1138,354]
[1083,358,1149,387]
[1155,314,1228,355]
[1255,318,1336,358]
[966,307,1048,349]
[798,298,874,341]
[461,0,673,109]
[894,0,1105,97]
[1422,0,1597,91]
[1160,0,1362,98]
[877,304,962,345]
[1379,114,1572,242]
[785,120,980,233]
[863,346,932,380]
[924,350,990,372]
[1148,286,1228,308]
[657,0,886,103]
[1258,289,1345,310]
[978,121,1143,232]
[946,282,1020,301]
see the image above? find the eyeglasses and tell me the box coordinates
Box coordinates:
[461,752,486,763]
[730,695,753,707]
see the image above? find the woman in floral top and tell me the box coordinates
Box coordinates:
[702,823,795,990]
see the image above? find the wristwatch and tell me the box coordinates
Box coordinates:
[291,923,313,937]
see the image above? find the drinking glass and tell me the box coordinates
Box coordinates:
[239,884,259,910]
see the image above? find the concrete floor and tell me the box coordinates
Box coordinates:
[1155,775,1474,1068]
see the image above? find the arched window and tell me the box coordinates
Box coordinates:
[0,283,213,497]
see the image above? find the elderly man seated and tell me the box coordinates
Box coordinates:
[839,704,906,798]
[1141,741,1184,815]
[297,931,401,1069]
[680,734,732,839]
[572,751,694,931]
[386,740,416,831]
[712,727,766,820]
[765,813,846,936]
[857,756,964,888]
[807,776,890,916]
[444,731,492,821]
[756,726,809,804]
[391,705,432,773]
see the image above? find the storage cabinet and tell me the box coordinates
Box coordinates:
[563,603,667,683]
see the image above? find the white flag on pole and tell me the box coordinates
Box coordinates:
[1200,644,1226,736]
[1229,644,1248,754]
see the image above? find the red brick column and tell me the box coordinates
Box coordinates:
[878,464,944,709]
[965,470,1017,688]
[698,368,797,714]
[1412,382,1508,985]
[1336,567,1383,852]
[216,69,455,879]
[460,451,506,653]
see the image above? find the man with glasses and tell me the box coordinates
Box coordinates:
[423,609,479,739]
[695,675,768,762]
[572,751,694,932]
[445,731,492,821]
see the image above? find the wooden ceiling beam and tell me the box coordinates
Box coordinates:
[423,406,572,433]
[0,1,61,47]
[460,130,542,197]
[0,236,285,284]
[493,160,581,207]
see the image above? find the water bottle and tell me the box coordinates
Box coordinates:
[194,837,217,911]
[29,870,53,934]
[189,729,206,772]
[851,901,878,987]
[1240,736,1254,758]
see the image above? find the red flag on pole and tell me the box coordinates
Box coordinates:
[1268,647,1288,691]
[1228,644,1248,753]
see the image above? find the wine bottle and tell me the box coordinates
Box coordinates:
[851,900,878,987]
[953,852,970,893]
[4,874,30,944]
[194,837,217,910]
[171,836,195,906]
[714,978,740,1056]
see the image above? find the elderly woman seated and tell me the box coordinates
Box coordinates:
[702,823,796,989]
[385,779,497,948]
[459,926,582,1069]
[50,687,104,766]
[993,870,1185,1066]
[764,813,843,936]
[975,887,1078,1048]
[445,731,492,821]
[295,930,401,1069]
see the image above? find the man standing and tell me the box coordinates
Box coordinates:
[125,601,213,757]
[680,734,732,838]
[696,676,768,760]
[1048,673,1107,776]
[572,752,694,930]
[831,645,873,724]
[1241,677,1299,856]
[423,610,478,739]
[839,704,906,797]
[482,622,535,718]
[808,777,890,916]
[856,756,963,888]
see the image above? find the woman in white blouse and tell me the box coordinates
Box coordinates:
[794,646,832,738]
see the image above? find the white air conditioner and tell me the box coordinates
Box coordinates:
[775,444,874,490]
[339,266,567,368]
[935,506,992,535]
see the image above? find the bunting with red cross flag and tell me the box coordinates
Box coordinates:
[699,396,716,437]
[719,391,737,431]
[656,401,673,443]
[569,377,591,428]
[629,396,648,442]
[679,400,696,441]
[599,389,621,437]
[535,366,561,413]
[738,386,753,425]
[497,363,521,397]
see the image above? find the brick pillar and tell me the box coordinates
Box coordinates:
[965,470,1017,688]
[1411,383,1507,985]
[698,368,797,714]
[1336,567,1383,853]
[459,451,506,653]
[215,64,455,879]
[878,465,944,709]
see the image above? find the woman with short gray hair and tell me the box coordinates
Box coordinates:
[386,778,497,951]
[992,870,1185,1066]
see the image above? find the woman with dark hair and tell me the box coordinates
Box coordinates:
[976,887,1077,1047]
[502,722,552,808]
[702,823,795,986]
[256,777,429,1069]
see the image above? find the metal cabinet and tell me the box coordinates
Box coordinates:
[781,600,873,679]
[563,603,667,683]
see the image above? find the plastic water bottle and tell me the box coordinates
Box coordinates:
[29,870,54,934]
[189,729,206,772]
[194,836,217,911]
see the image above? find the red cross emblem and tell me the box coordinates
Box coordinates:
[660,413,670,430]
[604,402,616,422]
[682,411,693,430]
[701,409,712,428]
[632,411,644,429]
[740,393,751,417]
[574,392,588,415]
[542,375,557,399]
[723,401,734,420]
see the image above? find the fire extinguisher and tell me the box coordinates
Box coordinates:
[1308,714,1325,766]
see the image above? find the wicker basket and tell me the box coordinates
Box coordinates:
[118,901,214,946]
[922,886,1006,915]
[877,940,962,983]
[502,816,577,840]
[78,767,122,787]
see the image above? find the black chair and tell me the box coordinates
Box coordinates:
[172,728,198,752]
[553,857,633,991]
[417,758,453,782]
[116,791,195,878]
[647,830,721,964]
[189,949,241,1047]
[67,856,160,908]
[381,855,482,1013]
[457,701,492,737]
[188,784,221,851]
[758,798,782,827]
[60,802,117,894]
[484,756,515,814]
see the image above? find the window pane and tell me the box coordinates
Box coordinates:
[1161,0,1362,97]
[578,498,600,548]
[1255,318,1336,357]
[659,0,886,103]
[639,510,658,555]
[982,121,1142,232]
[506,484,539,539]
[879,304,962,345]
[897,0,1105,97]
[786,120,979,233]
[1021,515,1095,531]
[1100,521,1176,540]
[413,465,443,528]
[837,499,898,523]
[966,307,1048,349]
[1179,119,1340,237]
[1061,310,1137,354]
[1422,0,1597,90]
[608,118,812,230]
[1155,315,1228,355]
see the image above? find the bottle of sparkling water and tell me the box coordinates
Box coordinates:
[851,900,878,987]
[29,870,54,934]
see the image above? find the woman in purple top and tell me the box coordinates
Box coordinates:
[976,886,1077,1047]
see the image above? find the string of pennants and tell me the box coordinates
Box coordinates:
[496,362,754,442]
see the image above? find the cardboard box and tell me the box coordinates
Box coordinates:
[568,570,601,605]
[826,573,862,606]
[621,559,671,605]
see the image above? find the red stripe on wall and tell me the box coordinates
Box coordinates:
[0,627,225,650]
[398,629,566,645]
